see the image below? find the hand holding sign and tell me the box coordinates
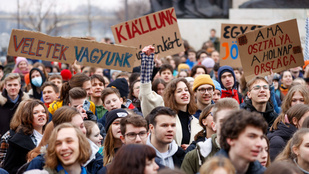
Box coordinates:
[111,7,184,67]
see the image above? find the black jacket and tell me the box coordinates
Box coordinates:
[267,122,297,161]
[3,129,36,174]
[241,99,278,130]
[0,89,29,137]
[215,149,265,174]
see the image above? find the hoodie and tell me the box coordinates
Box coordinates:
[146,134,183,169]
[241,99,278,130]
[267,122,297,161]
[217,66,243,104]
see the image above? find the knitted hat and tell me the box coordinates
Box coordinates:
[303,60,309,69]
[192,74,215,91]
[61,69,72,81]
[105,109,128,131]
[212,79,222,94]
[185,77,194,83]
[201,58,215,68]
[178,63,190,72]
[16,57,28,66]
[107,78,129,99]
[110,69,122,77]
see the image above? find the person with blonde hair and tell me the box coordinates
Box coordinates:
[45,123,91,174]
[199,156,235,174]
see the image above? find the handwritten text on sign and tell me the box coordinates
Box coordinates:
[236,19,304,81]
[111,7,184,66]
[8,29,137,72]
[220,24,263,67]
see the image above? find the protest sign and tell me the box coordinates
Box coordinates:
[220,24,263,67]
[236,19,304,81]
[111,7,184,67]
[8,29,137,72]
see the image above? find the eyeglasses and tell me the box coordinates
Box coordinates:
[251,85,269,91]
[125,131,148,140]
[197,87,213,93]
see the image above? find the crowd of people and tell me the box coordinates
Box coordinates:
[0,29,309,174]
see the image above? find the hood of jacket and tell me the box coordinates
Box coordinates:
[267,122,297,141]
[217,65,236,90]
[146,133,178,168]
[242,99,278,125]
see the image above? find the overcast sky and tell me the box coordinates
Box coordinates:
[0,0,123,13]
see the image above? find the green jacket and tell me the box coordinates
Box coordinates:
[181,134,220,174]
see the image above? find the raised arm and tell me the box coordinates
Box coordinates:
[139,46,164,117]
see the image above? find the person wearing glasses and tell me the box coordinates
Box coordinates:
[120,115,148,145]
[241,76,278,130]
[192,74,215,119]
[217,65,243,104]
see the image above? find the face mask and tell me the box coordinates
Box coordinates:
[31,77,43,87]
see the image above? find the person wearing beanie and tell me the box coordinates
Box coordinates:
[107,78,133,108]
[217,65,243,104]
[103,109,128,166]
[178,63,190,73]
[212,79,222,103]
[202,58,216,79]
[60,69,72,82]
[192,74,215,118]
[12,57,30,87]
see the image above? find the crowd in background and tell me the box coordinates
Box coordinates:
[0,28,309,174]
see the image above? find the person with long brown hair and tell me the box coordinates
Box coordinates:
[0,99,33,167]
[275,128,309,173]
[3,100,48,173]
[139,46,202,149]
[108,144,158,174]
[271,85,309,130]
[103,109,128,166]
[268,103,309,161]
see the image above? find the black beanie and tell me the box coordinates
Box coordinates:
[105,109,128,132]
[107,78,129,99]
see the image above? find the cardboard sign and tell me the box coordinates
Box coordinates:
[236,19,304,81]
[8,29,137,72]
[220,24,263,67]
[111,7,184,67]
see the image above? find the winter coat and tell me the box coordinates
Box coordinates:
[3,129,36,174]
[241,99,278,130]
[181,134,220,174]
[146,134,185,168]
[267,122,297,161]
[0,89,29,137]
[215,149,265,174]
